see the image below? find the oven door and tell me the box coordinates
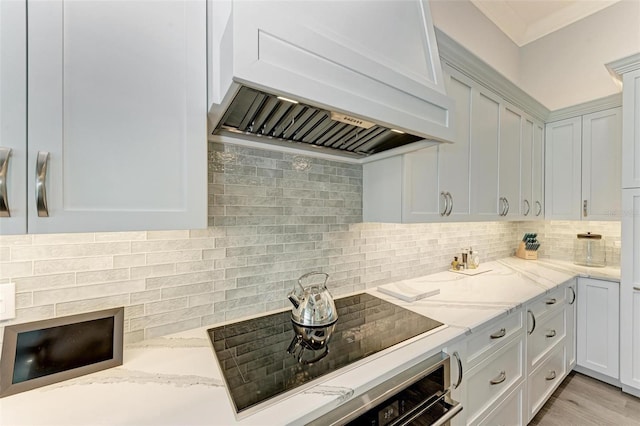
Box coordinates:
[308,352,462,426]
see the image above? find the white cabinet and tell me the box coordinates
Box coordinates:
[621,187,640,396]
[522,118,545,219]
[544,108,622,221]
[1,0,207,235]
[566,279,578,370]
[576,277,620,383]
[621,68,640,188]
[0,0,27,234]
[498,105,522,218]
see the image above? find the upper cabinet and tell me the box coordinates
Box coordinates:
[621,68,640,188]
[545,108,622,221]
[1,0,207,235]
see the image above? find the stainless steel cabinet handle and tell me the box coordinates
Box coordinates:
[528,310,536,335]
[503,197,509,216]
[453,351,463,389]
[583,200,588,217]
[634,287,640,292]
[446,192,454,216]
[36,151,50,217]
[569,286,576,305]
[499,197,505,216]
[0,147,11,217]
[535,200,542,216]
[545,370,557,381]
[490,371,506,385]
[523,199,530,216]
[440,191,448,216]
[545,298,557,305]
[490,328,506,339]
[546,330,557,338]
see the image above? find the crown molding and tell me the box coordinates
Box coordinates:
[435,27,550,122]
[546,93,622,122]
[606,53,640,81]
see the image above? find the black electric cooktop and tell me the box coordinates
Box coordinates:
[207,293,444,417]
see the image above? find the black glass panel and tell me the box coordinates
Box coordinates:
[208,293,444,414]
[13,317,115,384]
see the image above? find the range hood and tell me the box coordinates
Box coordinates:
[208,0,455,161]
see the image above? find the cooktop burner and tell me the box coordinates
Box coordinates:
[207,293,444,417]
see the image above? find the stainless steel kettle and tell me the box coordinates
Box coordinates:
[288,272,338,327]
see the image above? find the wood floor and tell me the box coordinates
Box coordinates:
[531,372,640,425]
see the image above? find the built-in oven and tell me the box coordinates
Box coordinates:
[307,352,462,426]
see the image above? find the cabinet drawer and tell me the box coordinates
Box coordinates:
[476,384,524,426]
[528,344,566,421]
[528,307,566,368]
[467,309,523,367]
[528,286,566,324]
[466,336,524,424]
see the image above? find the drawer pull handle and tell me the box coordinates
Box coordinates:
[490,328,506,339]
[546,330,557,338]
[490,371,506,385]
[0,147,11,217]
[36,151,50,217]
[453,351,463,389]
[527,310,536,335]
[545,370,557,381]
[545,298,557,305]
[569,286,576,305]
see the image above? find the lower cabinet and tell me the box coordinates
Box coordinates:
[576,277,620,384]
[447,280,575,425]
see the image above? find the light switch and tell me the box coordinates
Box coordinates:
[0,282,16,321]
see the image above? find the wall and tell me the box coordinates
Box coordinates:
[430,0,521,86]
[432,0,640,111]
[519,0,640,110]
[518,220,621,266]
[0,142,521,352]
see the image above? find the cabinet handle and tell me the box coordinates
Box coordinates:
[453,351,463,389]
[523,199,530,216]
[583,200,588,217]
[503,197,509,216]
[0,147,11,217]
[634,287,640,292]
[36,151,50,217]
[535,200,542,216]
[546,330,557,338]
[490,371,506,385]
[490,328,506,339]
[499,197,506,216]
[569,286,576,305]
[545,370,557,381]
[545,298,557,305]
[527,310,536,335]
[446,192,454,216]
[440,191,448,216]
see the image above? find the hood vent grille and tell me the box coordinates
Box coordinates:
[214,86,424,157]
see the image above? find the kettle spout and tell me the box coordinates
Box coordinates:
[288,293,300,309]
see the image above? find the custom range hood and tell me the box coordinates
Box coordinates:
[208,0,455,161]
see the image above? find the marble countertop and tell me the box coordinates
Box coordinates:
[0,258,620,425]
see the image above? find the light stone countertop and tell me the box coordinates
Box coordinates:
[0,257,620,426]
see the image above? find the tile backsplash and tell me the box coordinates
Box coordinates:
[0,141,621,350]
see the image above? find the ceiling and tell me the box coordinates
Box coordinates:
[470,0,622,46]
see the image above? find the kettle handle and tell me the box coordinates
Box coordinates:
[297,271,330,291]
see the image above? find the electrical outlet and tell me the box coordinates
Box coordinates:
[0,282,16,321]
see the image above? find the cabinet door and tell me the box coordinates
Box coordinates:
[520,119,533,219]
[470,90,500,218]
[403,147,440,222]
[532,121,545,219]
[581,108,622,220]
[576,277,619,380]
[565,279,578,370]
[499,105,522,218]
[440,70,472,218]
[0,0,27,235]
[621,188,640,394]
[622,69,640,188]
[27,0,207,233]
[544,117,582,220]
